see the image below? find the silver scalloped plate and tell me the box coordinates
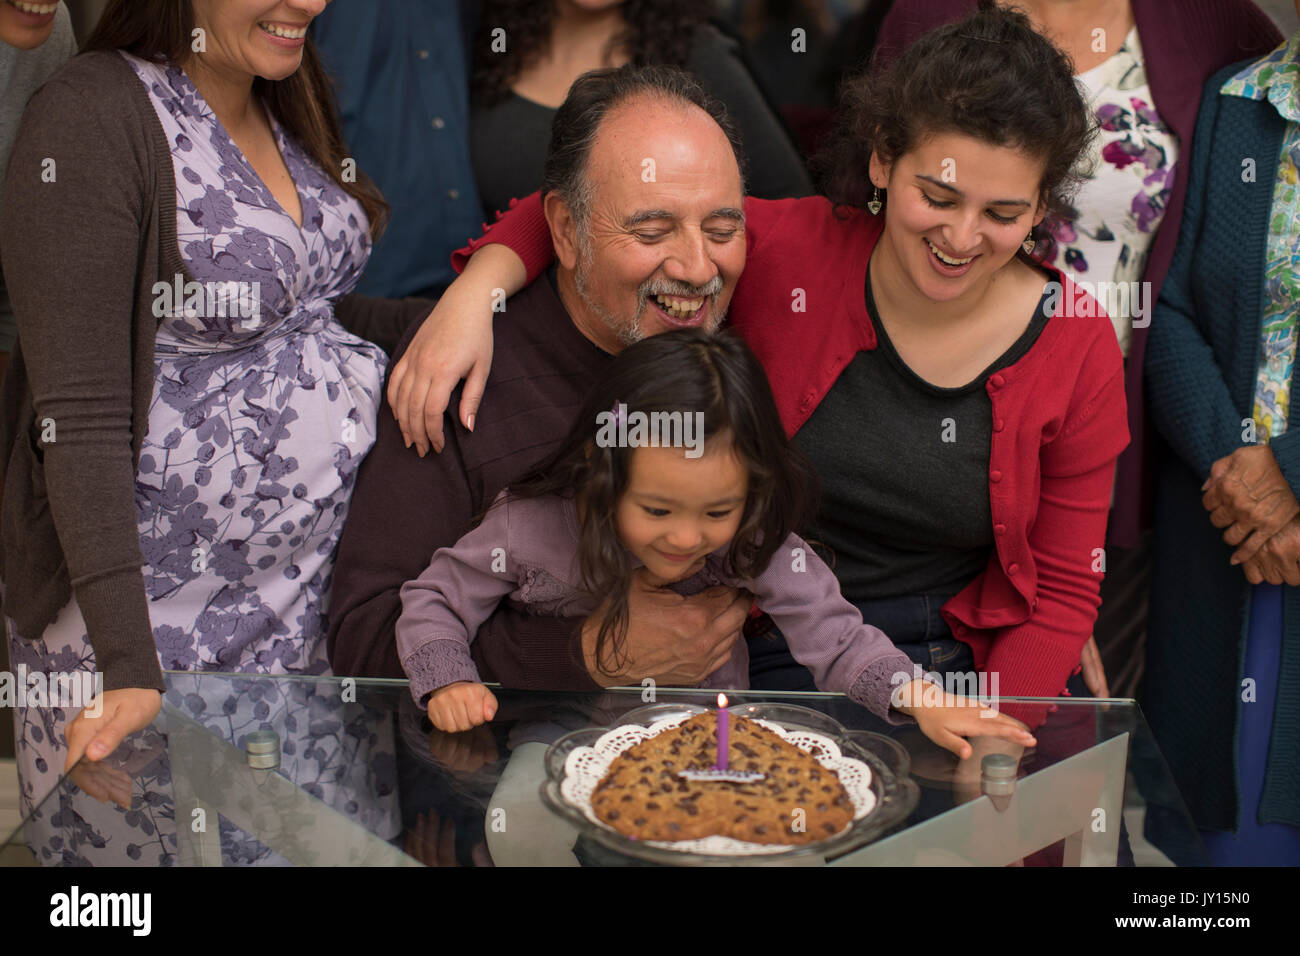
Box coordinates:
[539,702,920,866]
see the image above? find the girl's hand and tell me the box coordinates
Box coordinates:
[427,681,499,733]
[63,687,162,773]
[388,244,525,456]
[893,679,1036,758]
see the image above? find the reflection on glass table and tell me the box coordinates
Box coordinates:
[1,673,1209,866]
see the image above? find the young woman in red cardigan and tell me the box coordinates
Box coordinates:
[391,6,1127,753]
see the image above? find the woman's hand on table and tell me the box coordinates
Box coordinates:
[428,681,499,733]
[68,760,133,808]
[893,679,1036,759]
[387,244,525,455]
[1202,445,1300,564]
[1239,515,1300,585]
[62,687,162,773]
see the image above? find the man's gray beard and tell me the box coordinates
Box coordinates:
[573,238,726,346]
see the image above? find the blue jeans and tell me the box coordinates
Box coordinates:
[748,591,973,691]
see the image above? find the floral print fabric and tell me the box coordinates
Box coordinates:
[1221,33,1300,440]
[6,53,392,863]
[1036,26,1178,357]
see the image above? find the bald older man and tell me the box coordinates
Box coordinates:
[328,66,754,690]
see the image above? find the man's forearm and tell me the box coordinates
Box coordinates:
[471,603,599,690]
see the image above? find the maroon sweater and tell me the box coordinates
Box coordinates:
[873,0,1282,546]
[326,275,605,689]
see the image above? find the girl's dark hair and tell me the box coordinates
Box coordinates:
[814,0,1093,240]
[472,0,706,106]
[83,0,388,240]
[504,329,817,678]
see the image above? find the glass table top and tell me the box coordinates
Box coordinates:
[2,673,1207,866]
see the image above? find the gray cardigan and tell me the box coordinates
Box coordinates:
[0,50,431,692]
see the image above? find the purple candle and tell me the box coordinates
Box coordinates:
[716,693,729,770]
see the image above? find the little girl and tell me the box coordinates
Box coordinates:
[397,329,1035,756]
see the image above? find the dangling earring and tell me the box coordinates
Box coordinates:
[1022,234,1036,254]
[867,186,883,216]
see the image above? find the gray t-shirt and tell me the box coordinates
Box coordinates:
[796,271,1053,602]
[0,2,77,351]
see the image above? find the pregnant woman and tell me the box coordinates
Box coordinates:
[1,0,424,861]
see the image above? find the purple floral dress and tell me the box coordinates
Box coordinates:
[5,54,397,864]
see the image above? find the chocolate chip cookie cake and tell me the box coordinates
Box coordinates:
[590,712,854,845]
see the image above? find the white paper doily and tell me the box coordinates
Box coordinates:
[559,714,877,855]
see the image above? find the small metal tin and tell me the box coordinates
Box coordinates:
[244,730,280,770]
[981,753,1017,811]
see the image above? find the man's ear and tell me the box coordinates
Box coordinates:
[544,191,581,271]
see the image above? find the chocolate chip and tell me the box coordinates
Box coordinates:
[634,817,647,826]
[608,810,620,820]
[646,802,660,810]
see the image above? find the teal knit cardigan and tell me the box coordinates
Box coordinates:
[1145,60,1299,832]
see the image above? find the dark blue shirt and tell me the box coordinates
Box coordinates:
[312,0,482,298]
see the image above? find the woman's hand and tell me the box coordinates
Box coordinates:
[387,244,526,455]
[63,687,162,773]
[1202,445,1300,564]
[427,681,499,733]
[1080,635,1109,698]
[1240,515,1300,585]
[893,679,1037,759]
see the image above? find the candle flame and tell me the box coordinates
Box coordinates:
[717,693,728,708]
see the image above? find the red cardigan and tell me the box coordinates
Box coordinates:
[454,192,1129,711]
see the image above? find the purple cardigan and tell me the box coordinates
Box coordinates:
[396,493,915,720]
[874,0,1282,547]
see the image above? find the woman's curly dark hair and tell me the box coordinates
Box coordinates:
[814,0,1094,238]
[473,0,706,106]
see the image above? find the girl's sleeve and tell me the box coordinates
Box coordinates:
[396,496,520,705]
[747,534,915,723]
[0,74,164,693]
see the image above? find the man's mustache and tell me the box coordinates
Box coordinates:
[637,275,724,303]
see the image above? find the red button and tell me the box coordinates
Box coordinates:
[990,374,1005,388]
[993,419,1005,432]
[990,470,1003,482]
[994,523,1007,534]
[1008,563,1020,574]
